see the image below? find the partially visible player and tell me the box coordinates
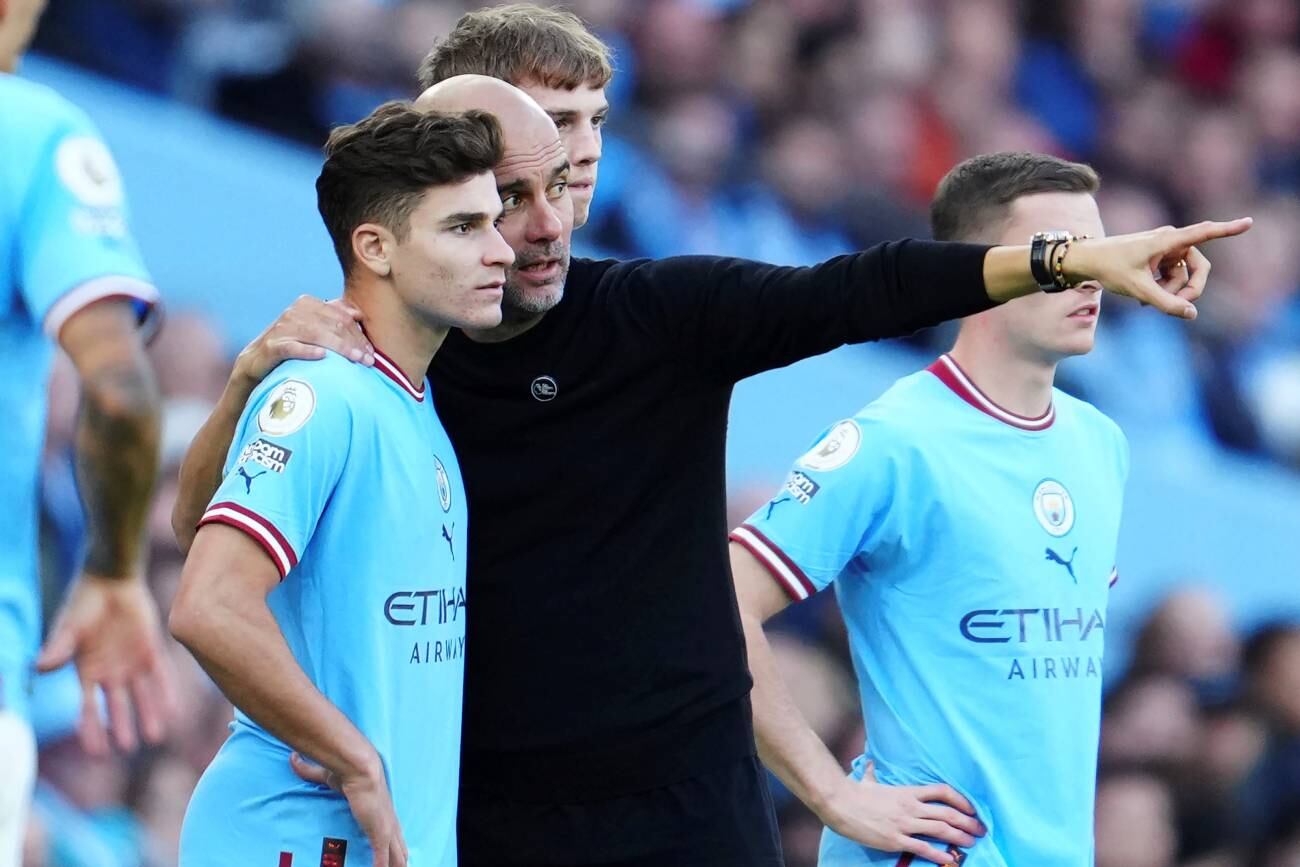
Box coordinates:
[168,103,512,867]
[1,0,173,863]
[417,4,610,228]
[730,153,1131,866]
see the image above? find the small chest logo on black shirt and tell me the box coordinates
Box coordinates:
[530,375,558,402]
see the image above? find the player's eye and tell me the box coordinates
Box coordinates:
[451,223,473,235]
[592,114,608,129]
[501,194,521,210]
[547,181,568,199]
[552,117,570,131]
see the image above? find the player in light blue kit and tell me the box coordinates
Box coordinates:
[168,103,513,867]
[1,0,174,862]
[729,154,1191,867]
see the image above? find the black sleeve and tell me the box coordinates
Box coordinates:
[609,239,994,382]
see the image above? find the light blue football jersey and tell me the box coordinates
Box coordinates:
[179,351,468,867]
[0,73,157,717]
[733,354,1129,867]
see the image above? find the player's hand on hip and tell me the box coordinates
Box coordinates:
[35,573,179,755]
[820,761,985,865]
[232,296,374,386]
[1063,218,1252,320]
[291,751,409,867]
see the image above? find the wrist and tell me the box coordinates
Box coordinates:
[336,741,384,784]
[1059,237,1095,283]
[81,545,145,581]
[80,569,145,585]
[227,360,260,394]
[223,365,261,408]
[805,771,852,822]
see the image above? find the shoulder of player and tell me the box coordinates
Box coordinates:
[0,77,94,143]
[855,370,949,439]
[247,356,376,422]
[1052,389,1125,437]
[797,398,924,480]
[1051,389,1129,464]
[819,374,955,471]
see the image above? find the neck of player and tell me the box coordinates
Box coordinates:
[947,334,1057,419]
[343,281,447,387]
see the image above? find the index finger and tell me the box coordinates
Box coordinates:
[916,783,977,816]
[1169,218,1252,250]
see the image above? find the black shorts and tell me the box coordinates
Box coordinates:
[458,756,785,867]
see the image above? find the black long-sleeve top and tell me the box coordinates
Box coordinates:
[428,241,993,801]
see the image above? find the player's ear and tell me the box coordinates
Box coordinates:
[351,223,394,278]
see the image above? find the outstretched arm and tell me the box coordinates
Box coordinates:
[172,297,371,552]
[731,543,983,866]
[620,217,1250,382]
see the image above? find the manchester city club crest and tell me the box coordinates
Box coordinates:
[434,455,452,512]
[1032,478,1075,537]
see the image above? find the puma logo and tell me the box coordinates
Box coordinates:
[765,495,792,519]
[237,465,267,494]
[442,522,455,560]
[1045,546,1079,583]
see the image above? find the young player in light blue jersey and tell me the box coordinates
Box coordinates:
[730,154,1159,867]
[169,103,513,867]
[0,0,173,862]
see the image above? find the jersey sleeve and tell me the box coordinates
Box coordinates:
[612,241,991,383]
[729,416,906,601]
[197,372,351,579]
[16,106,159,339]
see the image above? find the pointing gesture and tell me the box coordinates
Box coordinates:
[1064,218,1254,319]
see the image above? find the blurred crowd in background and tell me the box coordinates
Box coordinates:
[20,0,1300,865]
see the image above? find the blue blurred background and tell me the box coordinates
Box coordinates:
[18,1,1300,866]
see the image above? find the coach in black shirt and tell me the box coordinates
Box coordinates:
[174,71,1245,867]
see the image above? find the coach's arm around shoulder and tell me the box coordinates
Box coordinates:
[169,524,408,867]
[35,298,176,755]
[731,543,983,867]
[171,296,372,552]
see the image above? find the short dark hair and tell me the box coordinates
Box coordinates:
[316,102,503,273]
[930,152,1101,243]
[418,3,613,91]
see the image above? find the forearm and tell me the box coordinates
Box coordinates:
[75,362,161,577]
[742,611,849,819]
[172,375,257,552]
[982,244,1045,304]
[173,596,376,779]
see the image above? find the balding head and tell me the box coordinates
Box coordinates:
[415,74,574,324]
[417,74,547,129]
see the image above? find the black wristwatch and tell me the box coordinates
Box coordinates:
[1030,231,1073,292]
